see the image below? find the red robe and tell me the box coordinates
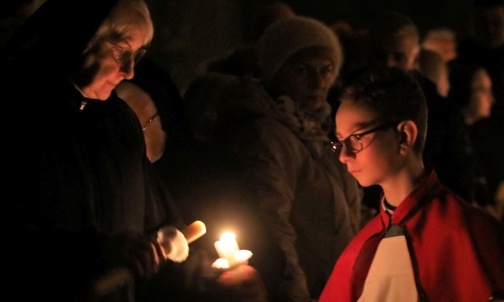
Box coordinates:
[319,170,504,302]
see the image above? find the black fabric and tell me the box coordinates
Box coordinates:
[0,0,117,72]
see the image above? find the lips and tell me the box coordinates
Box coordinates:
[348,168,361,175]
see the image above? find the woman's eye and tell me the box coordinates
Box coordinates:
[321,66,334,76]
[111,46,124,57]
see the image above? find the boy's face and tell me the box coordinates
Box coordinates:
[335,99,402,187]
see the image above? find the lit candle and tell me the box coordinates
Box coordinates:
[214,232,239,266]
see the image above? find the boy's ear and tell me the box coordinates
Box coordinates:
[398,120,418,153]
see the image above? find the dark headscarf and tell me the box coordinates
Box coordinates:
[0,0,117,73]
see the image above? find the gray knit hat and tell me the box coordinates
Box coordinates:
[258,16,343,83]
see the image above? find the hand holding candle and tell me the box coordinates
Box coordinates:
[157,220,207,263]
[213,231,252,269]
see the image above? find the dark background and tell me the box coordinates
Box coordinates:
[145,0,474,93]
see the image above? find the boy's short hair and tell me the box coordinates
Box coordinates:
[340,67,428,155]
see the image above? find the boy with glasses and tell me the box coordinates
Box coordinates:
[319,67,504,302]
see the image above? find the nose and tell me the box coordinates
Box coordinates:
[308,70,326,89]
[121,59,135,80]
[338,144,355,164]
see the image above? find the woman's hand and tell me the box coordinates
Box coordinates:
[105,231,166,279]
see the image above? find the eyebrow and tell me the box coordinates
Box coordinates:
[335,120,378,137]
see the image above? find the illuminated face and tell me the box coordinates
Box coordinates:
[335,99,403,187]
[377,27,420,72]
[467,69,494,121]
[437,63,450,97]
[276,54,336,112]
[79,27,147,100]
[423,38,458,62]
[116,81,167,163]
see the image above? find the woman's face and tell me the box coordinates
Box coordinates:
[116,81,167,163]
[276,54,336,112]
[335,99,403,187]
[80,26,147,100]
[468,69,494,120]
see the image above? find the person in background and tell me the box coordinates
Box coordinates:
[116,57,276,301]
[205,1,296,78]
[446,62,502,219]
[421,27,458,63]
[319,66,504,302]
[416,48,450,97]
[183,71,241,142]
[213,16,363,301]
[457,0,504,212]
[0,0,193,301]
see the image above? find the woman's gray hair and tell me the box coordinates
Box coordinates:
[86,0,153,51]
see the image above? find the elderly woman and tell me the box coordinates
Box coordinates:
[0,0,187,301]
[213,16,363,301]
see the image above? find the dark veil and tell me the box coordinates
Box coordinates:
[0,0,117,72]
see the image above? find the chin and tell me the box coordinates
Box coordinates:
[97,89,113,101]
[354,177,377,188]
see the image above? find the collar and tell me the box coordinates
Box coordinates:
[68,79,89,111]
[379,169,441,229]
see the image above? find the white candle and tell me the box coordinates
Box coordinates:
[214,232,239,266]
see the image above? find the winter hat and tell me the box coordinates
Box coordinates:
[258,16,343,83]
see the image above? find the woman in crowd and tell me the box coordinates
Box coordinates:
[1,0,189,300]
[212,16,362,301]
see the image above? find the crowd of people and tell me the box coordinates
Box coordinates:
[1,0,503,301]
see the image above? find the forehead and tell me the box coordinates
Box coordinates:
[335,98,377,135]
[287,53,334,67]
[111,26,148,47]
[472,69,491,87]
[383,31,419,55]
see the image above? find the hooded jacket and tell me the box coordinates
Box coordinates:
[214,77,362,301]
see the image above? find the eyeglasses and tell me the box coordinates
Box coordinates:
[142,112,159,132]
[105,39,147,66]
[331,121,399,154]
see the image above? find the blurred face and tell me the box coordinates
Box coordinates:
[276,54,336,111]
[335,99,403,187]
[423,39,458,62]
[467,69,494,121]
[116,81,167,163]
[78,26,147,100]
[437,64,450,97]
[376,27,420,72]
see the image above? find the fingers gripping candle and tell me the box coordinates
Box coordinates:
[157,220,206,263]
[215,232,239,266]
